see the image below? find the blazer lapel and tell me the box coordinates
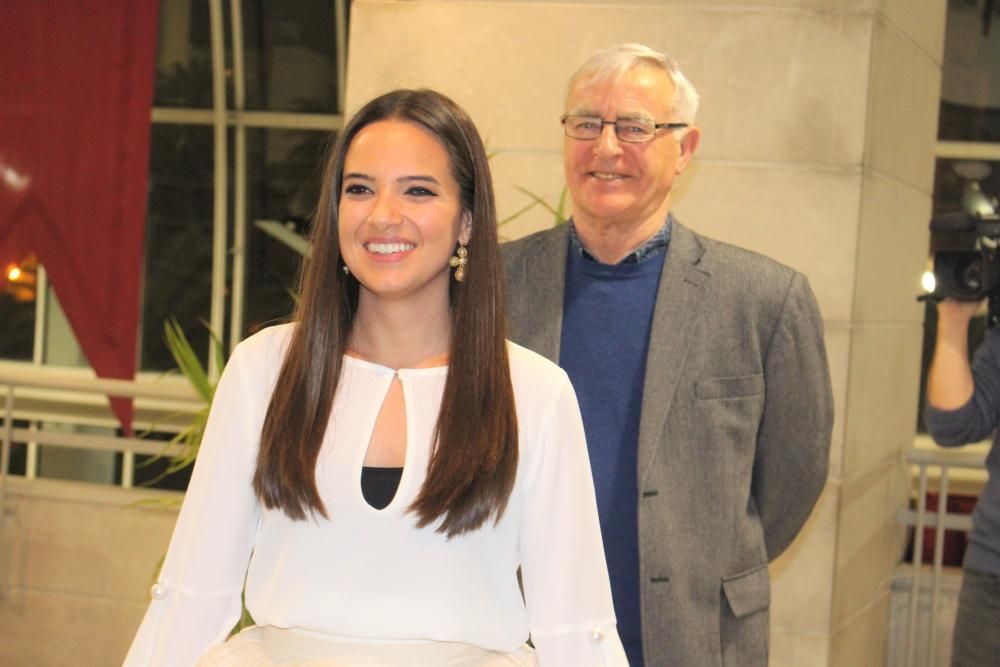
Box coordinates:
[510,225,569,363]
[637,222,710,485]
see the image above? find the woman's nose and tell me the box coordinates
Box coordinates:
[367,192,402,227]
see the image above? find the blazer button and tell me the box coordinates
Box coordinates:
[150,582,167,600]
[590,627,605,642]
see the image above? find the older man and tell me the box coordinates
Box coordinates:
[502,44,834,666]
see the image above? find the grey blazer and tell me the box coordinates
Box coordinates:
[501,221,834,667]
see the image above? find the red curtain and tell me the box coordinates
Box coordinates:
[0,1,160,434]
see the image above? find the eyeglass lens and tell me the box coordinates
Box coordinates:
[563,116,657,142]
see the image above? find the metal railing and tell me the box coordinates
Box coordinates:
[895,446,988,667]
[0,364,203,516]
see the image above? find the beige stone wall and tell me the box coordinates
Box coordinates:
[0,479,178,666]
[345,1,945,664]
[829,2,945,664]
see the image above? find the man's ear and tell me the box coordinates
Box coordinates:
[676,126,701,174]
[458,211,472,245]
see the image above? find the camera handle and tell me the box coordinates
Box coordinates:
[916,293,999,328]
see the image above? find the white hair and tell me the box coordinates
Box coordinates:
[567,43,700,124]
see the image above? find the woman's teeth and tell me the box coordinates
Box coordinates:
[365,242,414,255]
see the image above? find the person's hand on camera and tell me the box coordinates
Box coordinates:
[938,298,982,328]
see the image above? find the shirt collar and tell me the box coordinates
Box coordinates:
[568,214,673,265]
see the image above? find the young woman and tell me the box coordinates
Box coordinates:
[124,89,626,666]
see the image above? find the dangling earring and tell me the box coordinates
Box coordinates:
[449,243,468,283]
[342,263,350,276]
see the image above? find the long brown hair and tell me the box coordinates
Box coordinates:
[254,89,518,537]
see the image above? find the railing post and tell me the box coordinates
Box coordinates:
[906,464,929,667]
[928,466,950,664]
[122,450,135,489]
[0,384,14,520]
[26,422,38,480]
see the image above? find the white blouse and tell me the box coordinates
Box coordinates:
[123,324,627,666]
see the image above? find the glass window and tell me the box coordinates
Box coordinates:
[242,0,342,113]
[154,0,214,108]
[140,124,215,372]
[125,431,195,491]
[0,254,37,360]
[5,425,28,476]
[144,2,345,371]
[938,0,1000,142]
[36,425,117,484]
[242,128,329,335]
[43,282,87,367]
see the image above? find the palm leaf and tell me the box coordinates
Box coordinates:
[135,319,225,488]
[555,186,569,225]
[512,185,570,225]
[164,318,213,402]
[498,199,542,226]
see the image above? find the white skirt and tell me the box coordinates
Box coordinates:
[195,626,537,667]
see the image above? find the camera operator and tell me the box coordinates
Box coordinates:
[925,297,1000,666]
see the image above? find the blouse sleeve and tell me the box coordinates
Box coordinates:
[123,342,264,667]
[518,374,629,666]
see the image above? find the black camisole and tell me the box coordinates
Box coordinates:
[361,466,403,510]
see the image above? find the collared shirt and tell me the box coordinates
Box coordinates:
[567,214,674,265]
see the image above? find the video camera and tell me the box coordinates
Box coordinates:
[925,202,1000,325]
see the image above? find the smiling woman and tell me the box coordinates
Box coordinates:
[124,89,628,667]
[338,119,471,307]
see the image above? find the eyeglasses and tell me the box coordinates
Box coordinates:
[561,114,688,143]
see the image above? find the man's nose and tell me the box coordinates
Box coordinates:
[595,123,624,158]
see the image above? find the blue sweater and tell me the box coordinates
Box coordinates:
[925,327,1000,576]
[559,246,665,667]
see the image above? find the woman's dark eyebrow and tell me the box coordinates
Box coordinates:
[398,175,441,185]
[342,173,440,185]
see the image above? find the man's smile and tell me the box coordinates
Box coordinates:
[589,171,629,181]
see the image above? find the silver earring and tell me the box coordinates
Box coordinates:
[342,264,350,275]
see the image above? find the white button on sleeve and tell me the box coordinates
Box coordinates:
[150,583,167,600]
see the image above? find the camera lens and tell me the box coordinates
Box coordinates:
[961,262,983,290]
